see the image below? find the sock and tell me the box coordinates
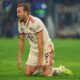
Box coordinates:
[32,68,43,76]
[52,67,64,75]
[33,67,64,76]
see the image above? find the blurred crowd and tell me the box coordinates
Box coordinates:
[0,0,18,37]
[0,0,48,37]
[0,0,80,38]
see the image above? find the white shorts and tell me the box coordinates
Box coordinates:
[26,50,53,66]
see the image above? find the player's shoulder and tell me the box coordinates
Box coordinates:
[29,15,43,24]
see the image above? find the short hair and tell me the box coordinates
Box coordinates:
[17,3,30,14]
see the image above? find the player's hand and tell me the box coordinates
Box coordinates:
[18,58,22,70]
[37,60,43,68]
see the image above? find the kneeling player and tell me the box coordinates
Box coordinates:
[17,3,73,77]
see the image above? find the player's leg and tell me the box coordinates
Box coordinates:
[43,51,53,77]
[53,65,73,76]
[25,65,37,76]
[52,66,64,75]
[25,51,38,76]
[43,65,53,76]
[42,50,73,76]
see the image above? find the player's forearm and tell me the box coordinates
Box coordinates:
[38,42,44,63]
[37,30,44,65]
[18,39,25,59]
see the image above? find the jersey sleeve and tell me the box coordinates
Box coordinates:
[35,19,44,33]
[18,22,24,34]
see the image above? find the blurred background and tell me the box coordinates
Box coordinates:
[0,0,80,38]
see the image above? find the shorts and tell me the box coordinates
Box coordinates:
[26,50,53,66]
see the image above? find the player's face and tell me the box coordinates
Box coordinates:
[17,6,28,22]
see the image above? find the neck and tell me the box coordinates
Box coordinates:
[24,15,29,23]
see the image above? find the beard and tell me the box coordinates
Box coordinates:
[18,16,26,22]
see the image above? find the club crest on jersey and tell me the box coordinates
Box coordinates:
[20,28,24,31]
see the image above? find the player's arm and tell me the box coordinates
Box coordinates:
[18,33,25,69]
[37,30,44,67]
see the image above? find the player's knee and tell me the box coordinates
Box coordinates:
[43,72,48,77]
[43,68,52,77]
[25,71,31,76]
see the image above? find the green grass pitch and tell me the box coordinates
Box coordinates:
[0,38,80,80]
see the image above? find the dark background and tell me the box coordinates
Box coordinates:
[0,0,80,38]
